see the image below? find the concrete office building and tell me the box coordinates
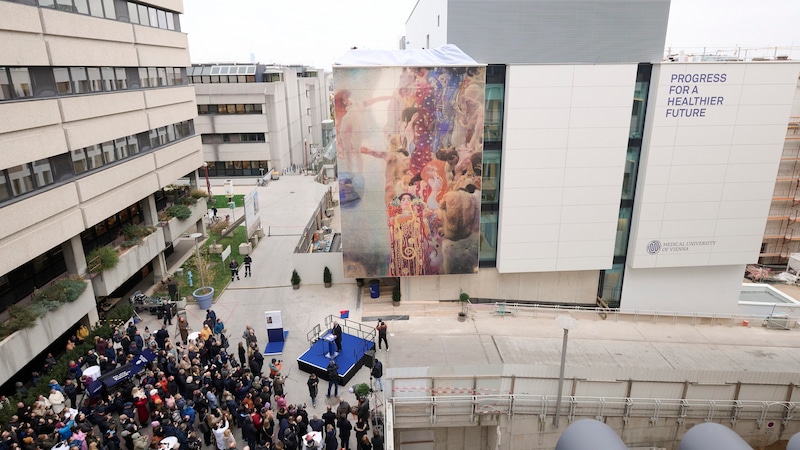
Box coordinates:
[396,0,800,314]
[0,0,205,383]
[190,63,329,179]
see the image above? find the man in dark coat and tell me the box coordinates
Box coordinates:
[155,325,169,350]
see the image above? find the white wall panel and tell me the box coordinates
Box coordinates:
[628,62,800,273]
[0,30,49,66]
[0,100,61,134]
[498,64,637,273]
[0,127,68,167]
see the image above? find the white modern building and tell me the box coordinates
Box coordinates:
[0,0,205,385]
[190,63,329,178]
[395,0,800,315]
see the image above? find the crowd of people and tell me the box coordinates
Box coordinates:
[0,310,385,450]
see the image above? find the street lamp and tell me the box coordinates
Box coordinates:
[554,315,578,428]
[203,162,212,197]
[189,232,205,288]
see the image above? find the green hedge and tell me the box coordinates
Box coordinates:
[166,204,192,220]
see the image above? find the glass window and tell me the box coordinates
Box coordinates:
[50,153,73,182]
[54,67,71,94]
[479,211,498,262]
[150,129,161,148]
[165,67,174,86]
[114,138,128,159]
[70,67,89,93]
[101,67,115,91]
[9,68,32,98]
[87,67,102,92]
[236,104,245,114]
[481,150,500,204]
[32,158,54,188]
[210,76,220,83]
[137,4,149,26]
[198,105,209,115]
[74,0,88,13]
[173,68,183,85]
[219,67,229,75]
[138,68,149,88]
[100,141,116,164]
[166,12,174,30]
[39,0,56,7]
[135,132,150,152]
[8,164,35,196]
[85,144,103,169]
[158,127,168,145]
[166,124,176,142]
[115,67,127,90]
[148,67,158,87]
[484,84,504,142]
[0,68,11,100]
[127,135,140,155]
[29,67,57,98]
[102,0,114,19]
[0,173,10,201]
[156,9,167,29]
[254,104,262,114]
[56,0,75,12]
[88,0,103,17]
[148,7,158,27]
[71,149,89,174]
[157,67,167,86]
[127,2,138,23]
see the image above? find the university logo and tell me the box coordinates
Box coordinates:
[646,240,662,255]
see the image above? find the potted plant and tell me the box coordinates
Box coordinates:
[392,284,401,307]
[323,266,332,288]
[291,269,301,290]
[458,291,469,322]
[189,248,214,309]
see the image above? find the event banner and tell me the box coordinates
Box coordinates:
[334,65,485,278]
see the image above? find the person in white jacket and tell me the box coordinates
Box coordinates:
[49,389,66,414]
[211,419,229,450]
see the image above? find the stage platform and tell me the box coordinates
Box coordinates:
[297,316,376,386]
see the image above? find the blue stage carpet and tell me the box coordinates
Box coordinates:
[297,330,374,386]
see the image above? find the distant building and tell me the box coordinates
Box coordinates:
[189,63,330,178]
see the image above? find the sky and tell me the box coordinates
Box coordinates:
[181,0,800,70]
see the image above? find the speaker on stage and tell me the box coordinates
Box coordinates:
[168,282,178,301]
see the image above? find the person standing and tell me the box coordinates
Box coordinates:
[229,260,240,281]
[370,359,384,392]
[376,320,389,351]
[162,302,173,325]
[326,359,339,398]
[178,316,189,345]
[307,373,319,407]
[243,255,252,277]
[332,321,343,353]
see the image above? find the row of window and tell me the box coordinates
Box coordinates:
[205,161,269,178]
[189,73,283,85]
[2,0,181,32]
[0,66,187,101]
[197,104,263,115]
[0,120,194,204]
[201,133,266,144]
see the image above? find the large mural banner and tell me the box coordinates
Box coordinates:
[334,64,485,278]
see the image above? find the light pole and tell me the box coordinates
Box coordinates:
[203,162,212,197]
[189,232,205,288]
[554,315,578,428]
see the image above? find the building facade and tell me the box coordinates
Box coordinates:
[397,0,800,314]
[190,63,329,178]
[0,0,204,384]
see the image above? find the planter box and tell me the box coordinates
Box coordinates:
[209,244,223,254]
[161,198,208,244]
[0,284,95,383]
[239,243,252,255]
[92,231,167,297]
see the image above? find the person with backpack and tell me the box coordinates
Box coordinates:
[370,359,383,392]
[326,359,339,398]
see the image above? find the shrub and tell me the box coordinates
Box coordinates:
[209,220,229,234]
[166,204,192,220]
[323,266,332,284]
[108,303,133,322]
[158,211,171,222]
[6,305,37,333]
[354,383,370,399]
[460,292,470,302]
[291,269,301,286]
[87,246,119,273]
[33,278,87,304]
[122,224,156,240]
[190,189,209,199]
[179,196,198,206]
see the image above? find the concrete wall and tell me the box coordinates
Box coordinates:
[92,231,167,297]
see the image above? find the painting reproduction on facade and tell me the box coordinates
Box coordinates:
[334,51,484,278]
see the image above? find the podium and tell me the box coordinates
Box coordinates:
[323,333,338,359]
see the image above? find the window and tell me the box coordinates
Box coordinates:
[73,0,88,14]
[197,104,209,115]
[85,144,103,169]
[127,2,138,23]
[166,12,175,30]
[56,0,75,12]
[125,135,139,155]
[39,0,56,7]
[156,9,167,29]
[147,67,158,87]
[101,67,115,91]
[100,141,116,164]
[150,129,161,148]
[70,67,89,93]
[54,68,71,94]
[0,68,11,100]
[87,67,102,92]
[138,67,149,88]
[0,174,10,201]
[102,0,114,19]
[88,0,103,17]
[71,149,89,174]
[148,7,158,28]
[9,68,32,98]
[164,67,174,86]
[115,67,127,90]
[166,124,176,142]
[137,4,149,26]
[173,68,183,85]
[114,138,128,159]
[32,158,54,187]
[8,164,35,196]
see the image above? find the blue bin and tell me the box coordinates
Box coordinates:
[369,280,380,298]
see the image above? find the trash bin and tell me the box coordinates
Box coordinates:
[369,279,380,299]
